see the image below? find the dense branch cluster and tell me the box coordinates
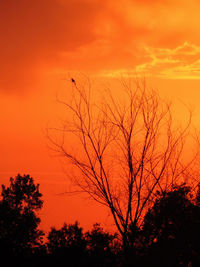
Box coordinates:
[48,78,199,247]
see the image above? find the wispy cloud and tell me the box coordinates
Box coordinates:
[135,42,200,79]
[99,42,200,79]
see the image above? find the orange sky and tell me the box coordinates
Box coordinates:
[1,0,200,233]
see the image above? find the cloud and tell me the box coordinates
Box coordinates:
[0,0,104,92]
[2,0,200,93]
[96,42,200,79]
[134,42,200,79]
[58,0,200,74]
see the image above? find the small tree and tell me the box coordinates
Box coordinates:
[0,174,44,259]
[47,222,87,266]
[86,223,118,266]
[48,77,199,250]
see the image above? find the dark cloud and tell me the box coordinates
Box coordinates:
[0,0,104,92]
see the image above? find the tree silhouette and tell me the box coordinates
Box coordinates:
[48,77,199,252]
[140,184,200,266]
[85,223,118,266]
[0,174,44,264]
[47,221,87,266]
[46,221,119,267]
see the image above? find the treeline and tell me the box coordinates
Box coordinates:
[1,174,200,266]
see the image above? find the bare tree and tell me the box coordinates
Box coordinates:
[47,77,199,249]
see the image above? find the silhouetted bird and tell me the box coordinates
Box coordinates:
[71,78,76,84]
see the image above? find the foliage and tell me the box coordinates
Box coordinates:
[47,222,119,266]
[2,174,200,266]
[85,223,119,266]
[140,184,200,266]
[0,174,44,262]
[47,221,87,266]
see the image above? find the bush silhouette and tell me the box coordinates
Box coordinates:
[85,223,118,266]
[47,221,87,266]
[140,184,200,266]
[2,174,200,266]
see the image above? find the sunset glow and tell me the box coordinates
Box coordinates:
[1,0,200,234]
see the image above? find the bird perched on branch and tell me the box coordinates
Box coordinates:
[71,78,76,84]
